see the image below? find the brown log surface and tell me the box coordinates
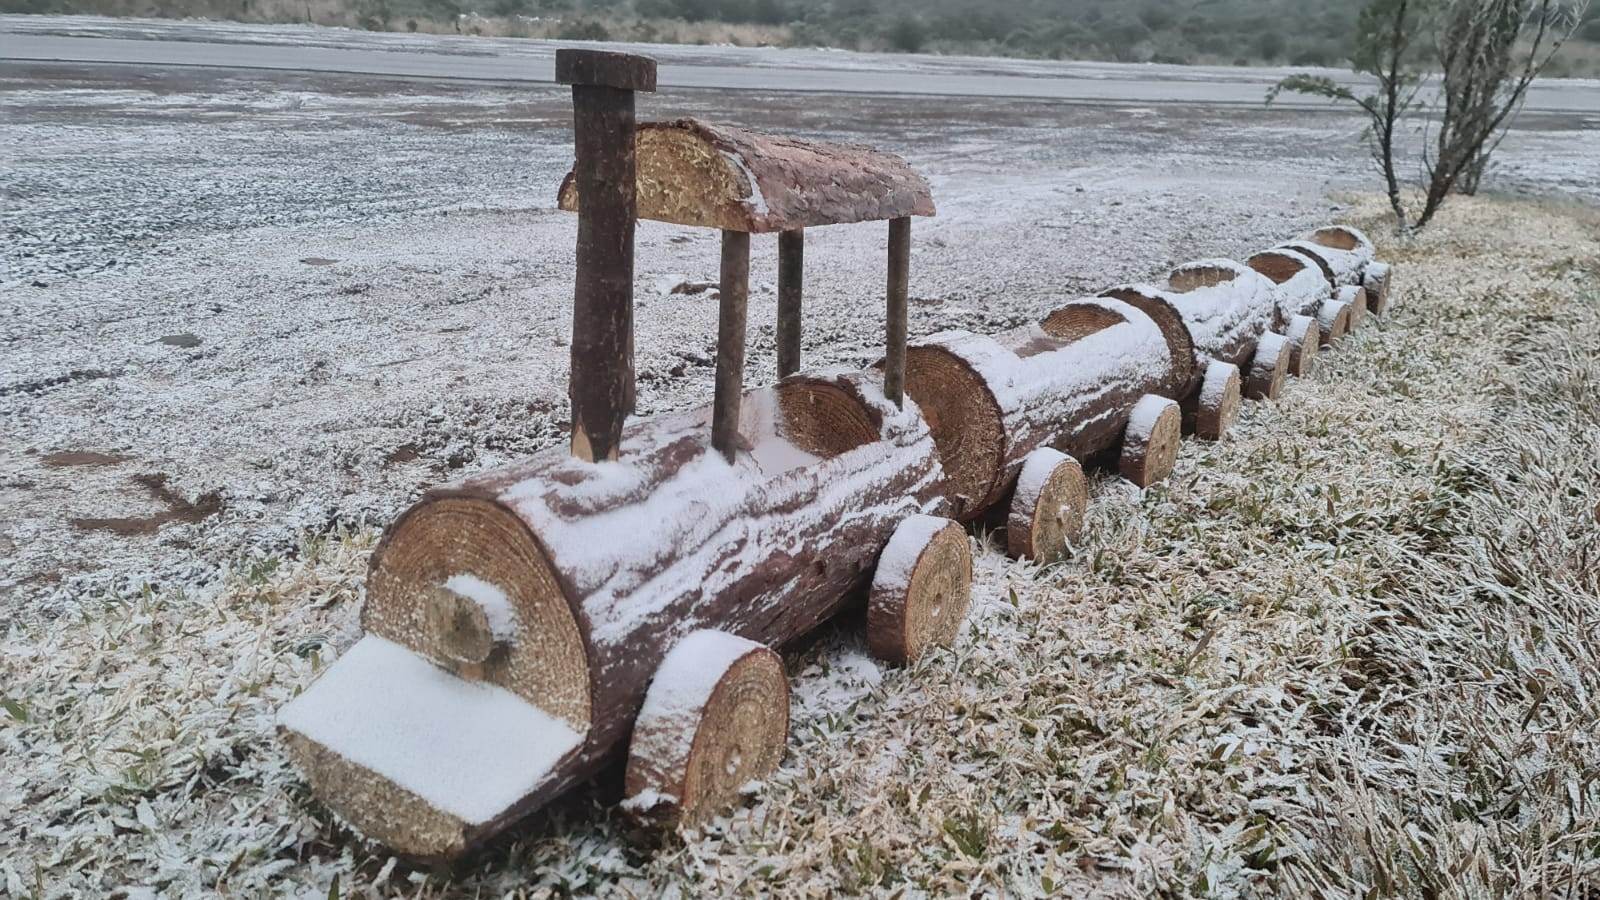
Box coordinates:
[558,118,936,232]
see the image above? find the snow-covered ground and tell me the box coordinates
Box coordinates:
[3,57,1596,624]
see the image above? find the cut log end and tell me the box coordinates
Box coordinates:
[868,515,974,665]
[365,497,593,731]
[1285,314,1319,377]
[903,346,1006,520]
[1006,448,1087,565]
[1244,333,1290,402]
[624,631,789,828]
[1316,299,1352,348]
[1193,361,1242,441]
[280,729,473,862]
[1339,286,1368,331]
[1120,394,1182,488]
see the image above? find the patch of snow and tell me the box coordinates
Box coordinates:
[873,514,951,594]
[444,572,518,642]
[277,635,582,825]
[1126,394,1176,441]
[1199,361,1238,408]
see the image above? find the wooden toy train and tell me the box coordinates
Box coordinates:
[278,50,1396,860]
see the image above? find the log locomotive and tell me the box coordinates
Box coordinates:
[278,49,1395,860]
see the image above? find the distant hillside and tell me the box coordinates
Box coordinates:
[7,0,1599,74]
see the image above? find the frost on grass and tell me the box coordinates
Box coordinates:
[3,194,1599,896]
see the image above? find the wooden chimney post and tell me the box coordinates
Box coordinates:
[557,48,657,462]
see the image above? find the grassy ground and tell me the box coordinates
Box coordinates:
[2,193,1598,897]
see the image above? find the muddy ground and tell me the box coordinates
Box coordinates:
[2,58,1596,622]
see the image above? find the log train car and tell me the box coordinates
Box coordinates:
[277,49,1396,860]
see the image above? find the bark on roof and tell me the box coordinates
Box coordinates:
[558,118,936,232]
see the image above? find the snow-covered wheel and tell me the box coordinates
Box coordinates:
[1192,361,1241,441]
[1317,298,1351,348]
[1244,332,1290,402]
[1363,262,1393,315]
[868,515,973,666]
[1338,285,1368,331]
[623,630,789,827]
[1120,394,1181,487]
[1285,314,1319,377]
[1006,448,1086,565]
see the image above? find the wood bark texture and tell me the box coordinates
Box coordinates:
[777,229,804,377]
[567,83,638,462]
[308,370,946,857]
[558,118,936,233]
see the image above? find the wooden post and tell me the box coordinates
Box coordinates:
[713,230,750,462]
[557,49,657,463]
[777,228,804,378]
[885,216,910,407]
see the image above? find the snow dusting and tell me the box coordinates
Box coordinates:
[278,635,582,825]
[443,573,518,642]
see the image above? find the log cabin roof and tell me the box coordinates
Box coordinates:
[557,118,936,233]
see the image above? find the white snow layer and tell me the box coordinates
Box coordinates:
[1014,447,1070,506]
[874,514,952,593]
[1199,361,1238,408]
[444,573,519,642]
[637,630,761,724]
[1127,394,1176,441]
[278,635,582,825]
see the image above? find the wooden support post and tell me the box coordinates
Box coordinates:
[885,216,911,407]
[713,229,750,462]
[557,49,657,463]
[777,228,804,378]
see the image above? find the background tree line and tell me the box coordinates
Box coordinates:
[8,0,1599,74]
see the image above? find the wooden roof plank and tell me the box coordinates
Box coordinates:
[558,118,935,232]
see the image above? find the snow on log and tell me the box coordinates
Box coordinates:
[1006,447,1087,564]
[1190,360,1241,441]
[1101,259,1277,406]
[623,630,789,826]
[1285,314,1319,377]
[1119,394,1182,488]
[282,369,947,859]
[557,118,935,233]
[1317,298,1352,347]
[1244,332,1290,401]
[1279,225,1376,288]
[1364,261,1393,315]
[867,514,974,665]
[903,296,1173,519]
[1246,248,1333,329]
